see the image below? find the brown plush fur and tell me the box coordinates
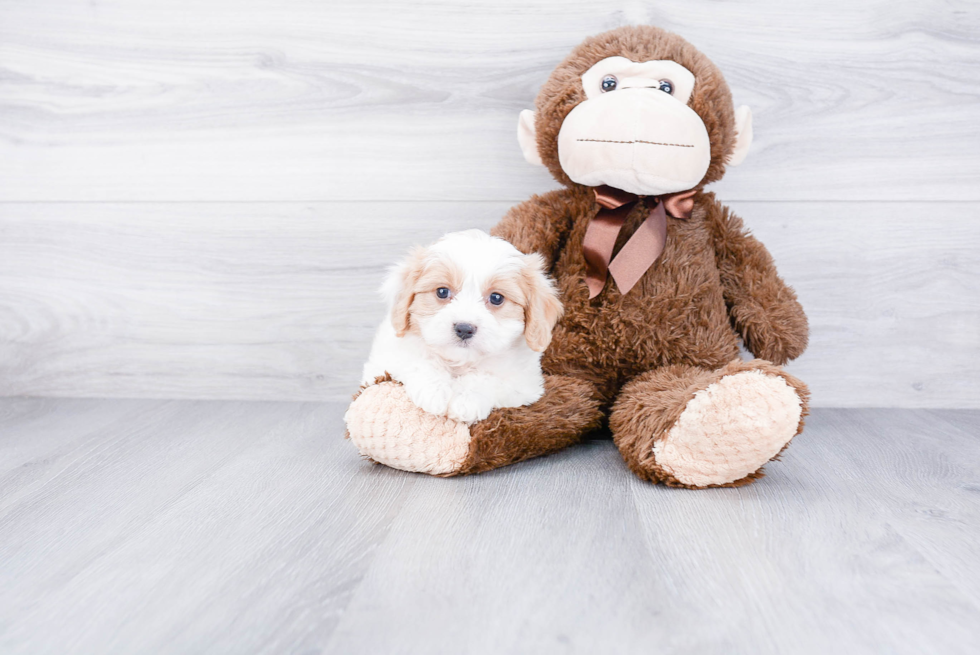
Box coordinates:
[461,26,811,486]
[451,374,604,476]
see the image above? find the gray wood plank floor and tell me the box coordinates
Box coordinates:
[1,400,978,654]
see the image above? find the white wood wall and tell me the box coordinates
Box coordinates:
[1,0,978,407]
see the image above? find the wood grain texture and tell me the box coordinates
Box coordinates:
[1,201,977,407]
[1,0,978,405]
[624,409,980,654]
[819,409,980,609]
[1,400,979,653]
[0,399,416,653]
[1,0,978,202]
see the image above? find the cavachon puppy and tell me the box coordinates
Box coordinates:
[360,230,562,424]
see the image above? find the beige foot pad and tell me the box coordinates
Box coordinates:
[654,370,803,487]
[344,382,471,475]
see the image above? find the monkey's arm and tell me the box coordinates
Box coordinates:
[490,189,574,267]
[704,194,808,365]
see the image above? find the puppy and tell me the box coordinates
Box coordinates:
[361,229,563,424]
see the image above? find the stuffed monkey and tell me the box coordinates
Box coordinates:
[345,25,809,488]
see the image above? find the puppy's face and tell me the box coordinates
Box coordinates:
[384,230,563,365]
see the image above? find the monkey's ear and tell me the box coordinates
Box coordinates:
[517,109,544,167]
[728,105,753,166]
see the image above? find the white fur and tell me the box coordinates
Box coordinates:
[362,230,556,424]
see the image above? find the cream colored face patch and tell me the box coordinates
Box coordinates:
[518,57,753,175]
[556,56,711,196]
[408,258,465,334]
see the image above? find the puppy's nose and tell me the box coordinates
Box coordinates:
[454,323,477,341]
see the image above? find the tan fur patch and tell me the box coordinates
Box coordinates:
[493,297,526,324]
[519,254,563,352]
[484,273,528,323]
[416,258,465,294]
[406,256,465,335]
[390,247,427,337]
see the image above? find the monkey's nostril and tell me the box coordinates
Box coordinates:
[454,323,477,341]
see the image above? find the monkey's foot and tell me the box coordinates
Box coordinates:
[344,380,471,475]
[655,365,805,487]
[612,360,809,488]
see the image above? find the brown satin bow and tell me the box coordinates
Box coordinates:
[582,185,697,299]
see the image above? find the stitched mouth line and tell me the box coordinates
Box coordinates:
[577,138,694,148]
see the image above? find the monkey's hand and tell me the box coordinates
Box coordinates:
[726,279,809,366]
[705,194,808,365]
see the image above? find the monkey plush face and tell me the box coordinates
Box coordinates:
[518,26,753,195]
[556,56,711,195]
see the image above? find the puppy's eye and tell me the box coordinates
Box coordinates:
[436,287,451,299]
[488,292,504,306]
[601,75,618,92]
[658,79,673,94]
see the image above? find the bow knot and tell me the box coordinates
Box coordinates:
[582,185,697,299]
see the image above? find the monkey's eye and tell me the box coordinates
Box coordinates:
[436,287,451,299]
[488,292,504,306]
[600,75,618,92]
[658,79,674,94]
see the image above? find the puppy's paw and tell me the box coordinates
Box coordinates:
[447,391,495,424]
[406,380,453,418]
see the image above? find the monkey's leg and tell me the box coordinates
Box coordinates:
[455,375,604,475]
[609,359,809,488]
[345,375,603,477]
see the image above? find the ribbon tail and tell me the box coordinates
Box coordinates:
[607,201,667,296]
[582,208,627,299]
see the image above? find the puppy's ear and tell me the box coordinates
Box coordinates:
[519,253,563,352]
[382,246,426,337]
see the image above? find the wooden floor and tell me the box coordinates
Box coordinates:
[0,400,978,653]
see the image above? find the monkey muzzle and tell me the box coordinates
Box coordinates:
[557,87,712,196]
